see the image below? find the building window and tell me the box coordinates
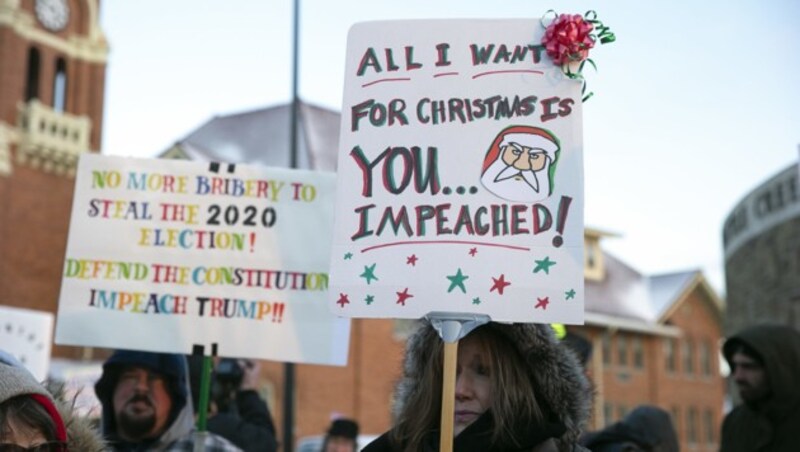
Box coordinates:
[617,404,628,421]
[632,337,644,369]
[670,406,681,442]
[603,402,614,426]
[700,340,712,376]
[617,334,628,366]
[25,47,41,101]
[53,57,67,113]
[703,409,715,444]
[664,338,676,372]
[687,407,698,444]
[602,331,611,366]
[586,244,596,268]
[683,338,695,375]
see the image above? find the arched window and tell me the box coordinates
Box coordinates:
[25,47,41,101]
[53,57,67,112]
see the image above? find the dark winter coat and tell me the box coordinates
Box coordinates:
[365,410,566,452]
[207,389,278,452]
[580,405,678,452]
[364,321,592,452]
[719,324,800,452]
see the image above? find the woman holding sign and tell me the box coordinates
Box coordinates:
[363,322,590,452]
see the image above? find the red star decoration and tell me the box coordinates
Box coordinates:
[406,254,418,266]
[535,297,549,310]
[468,247,477,256]
[336,293,350,307]
[396,288,413,306]
[490,274,511,295]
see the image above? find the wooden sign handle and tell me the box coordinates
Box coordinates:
[439,340,458,452]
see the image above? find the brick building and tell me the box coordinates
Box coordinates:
[0,0,107,359]
[573,229,725,451]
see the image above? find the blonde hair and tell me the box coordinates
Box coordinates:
[391,324,543,451]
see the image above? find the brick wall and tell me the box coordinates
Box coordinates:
[0,165,86,358]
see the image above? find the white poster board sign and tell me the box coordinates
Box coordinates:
[0,305,53,380]
[56,155,349,365]
[329,19,584,324]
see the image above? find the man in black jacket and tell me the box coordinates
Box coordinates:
[720,324,800,452]
[189,356,278,452]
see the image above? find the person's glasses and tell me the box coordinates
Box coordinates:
[0,442,68,452]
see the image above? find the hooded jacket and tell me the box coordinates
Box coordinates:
[94,350,240,451]
[720,324,800,452]
[365,321,592,452]
[0,350,106,451]
[580,405,678,452]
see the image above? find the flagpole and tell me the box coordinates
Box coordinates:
[283,0,300,450]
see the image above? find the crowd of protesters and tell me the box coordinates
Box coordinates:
[1,321,798,451]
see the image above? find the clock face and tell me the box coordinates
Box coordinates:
[35,0,70,32]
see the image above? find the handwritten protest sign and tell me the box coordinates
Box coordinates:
[0,305,53,380]
[329,19,584,323]
[56,155,349,365]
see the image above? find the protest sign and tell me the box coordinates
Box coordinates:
[56,155,349,365]
[0,305,53,380]
[329,19,585,324]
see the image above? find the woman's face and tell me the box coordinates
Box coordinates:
[2,418,47,448]
[453,336,493,436]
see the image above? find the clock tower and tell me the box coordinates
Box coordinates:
[0,0,108,358]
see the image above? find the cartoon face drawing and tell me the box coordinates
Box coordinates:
[480,126,560,202]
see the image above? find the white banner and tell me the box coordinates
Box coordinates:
[0,305,53,380]
[56,155,350,365]
[329,19,585,324]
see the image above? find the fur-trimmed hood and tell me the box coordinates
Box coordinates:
[0,351,107,451]
[47,381,108,451]
[394,321,592,449]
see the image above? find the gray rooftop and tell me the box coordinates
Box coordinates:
[160,101,341,171]
[647,270,701,319]
[586,252,654,322]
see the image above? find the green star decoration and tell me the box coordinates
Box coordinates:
[344,252,353,260]
[565,289,576,300]
[472,297,481,305]
[365,294,375,305]
[533,256,557,275]
[446,268,469,294]
[360,263,378,284]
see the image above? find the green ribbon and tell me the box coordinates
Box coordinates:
[585,10,616,45]
[540,9,558,29]
[563,59,595,103]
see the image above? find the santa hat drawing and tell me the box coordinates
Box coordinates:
[481,125,561,198]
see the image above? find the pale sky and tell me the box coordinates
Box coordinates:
[99,0,800,296]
